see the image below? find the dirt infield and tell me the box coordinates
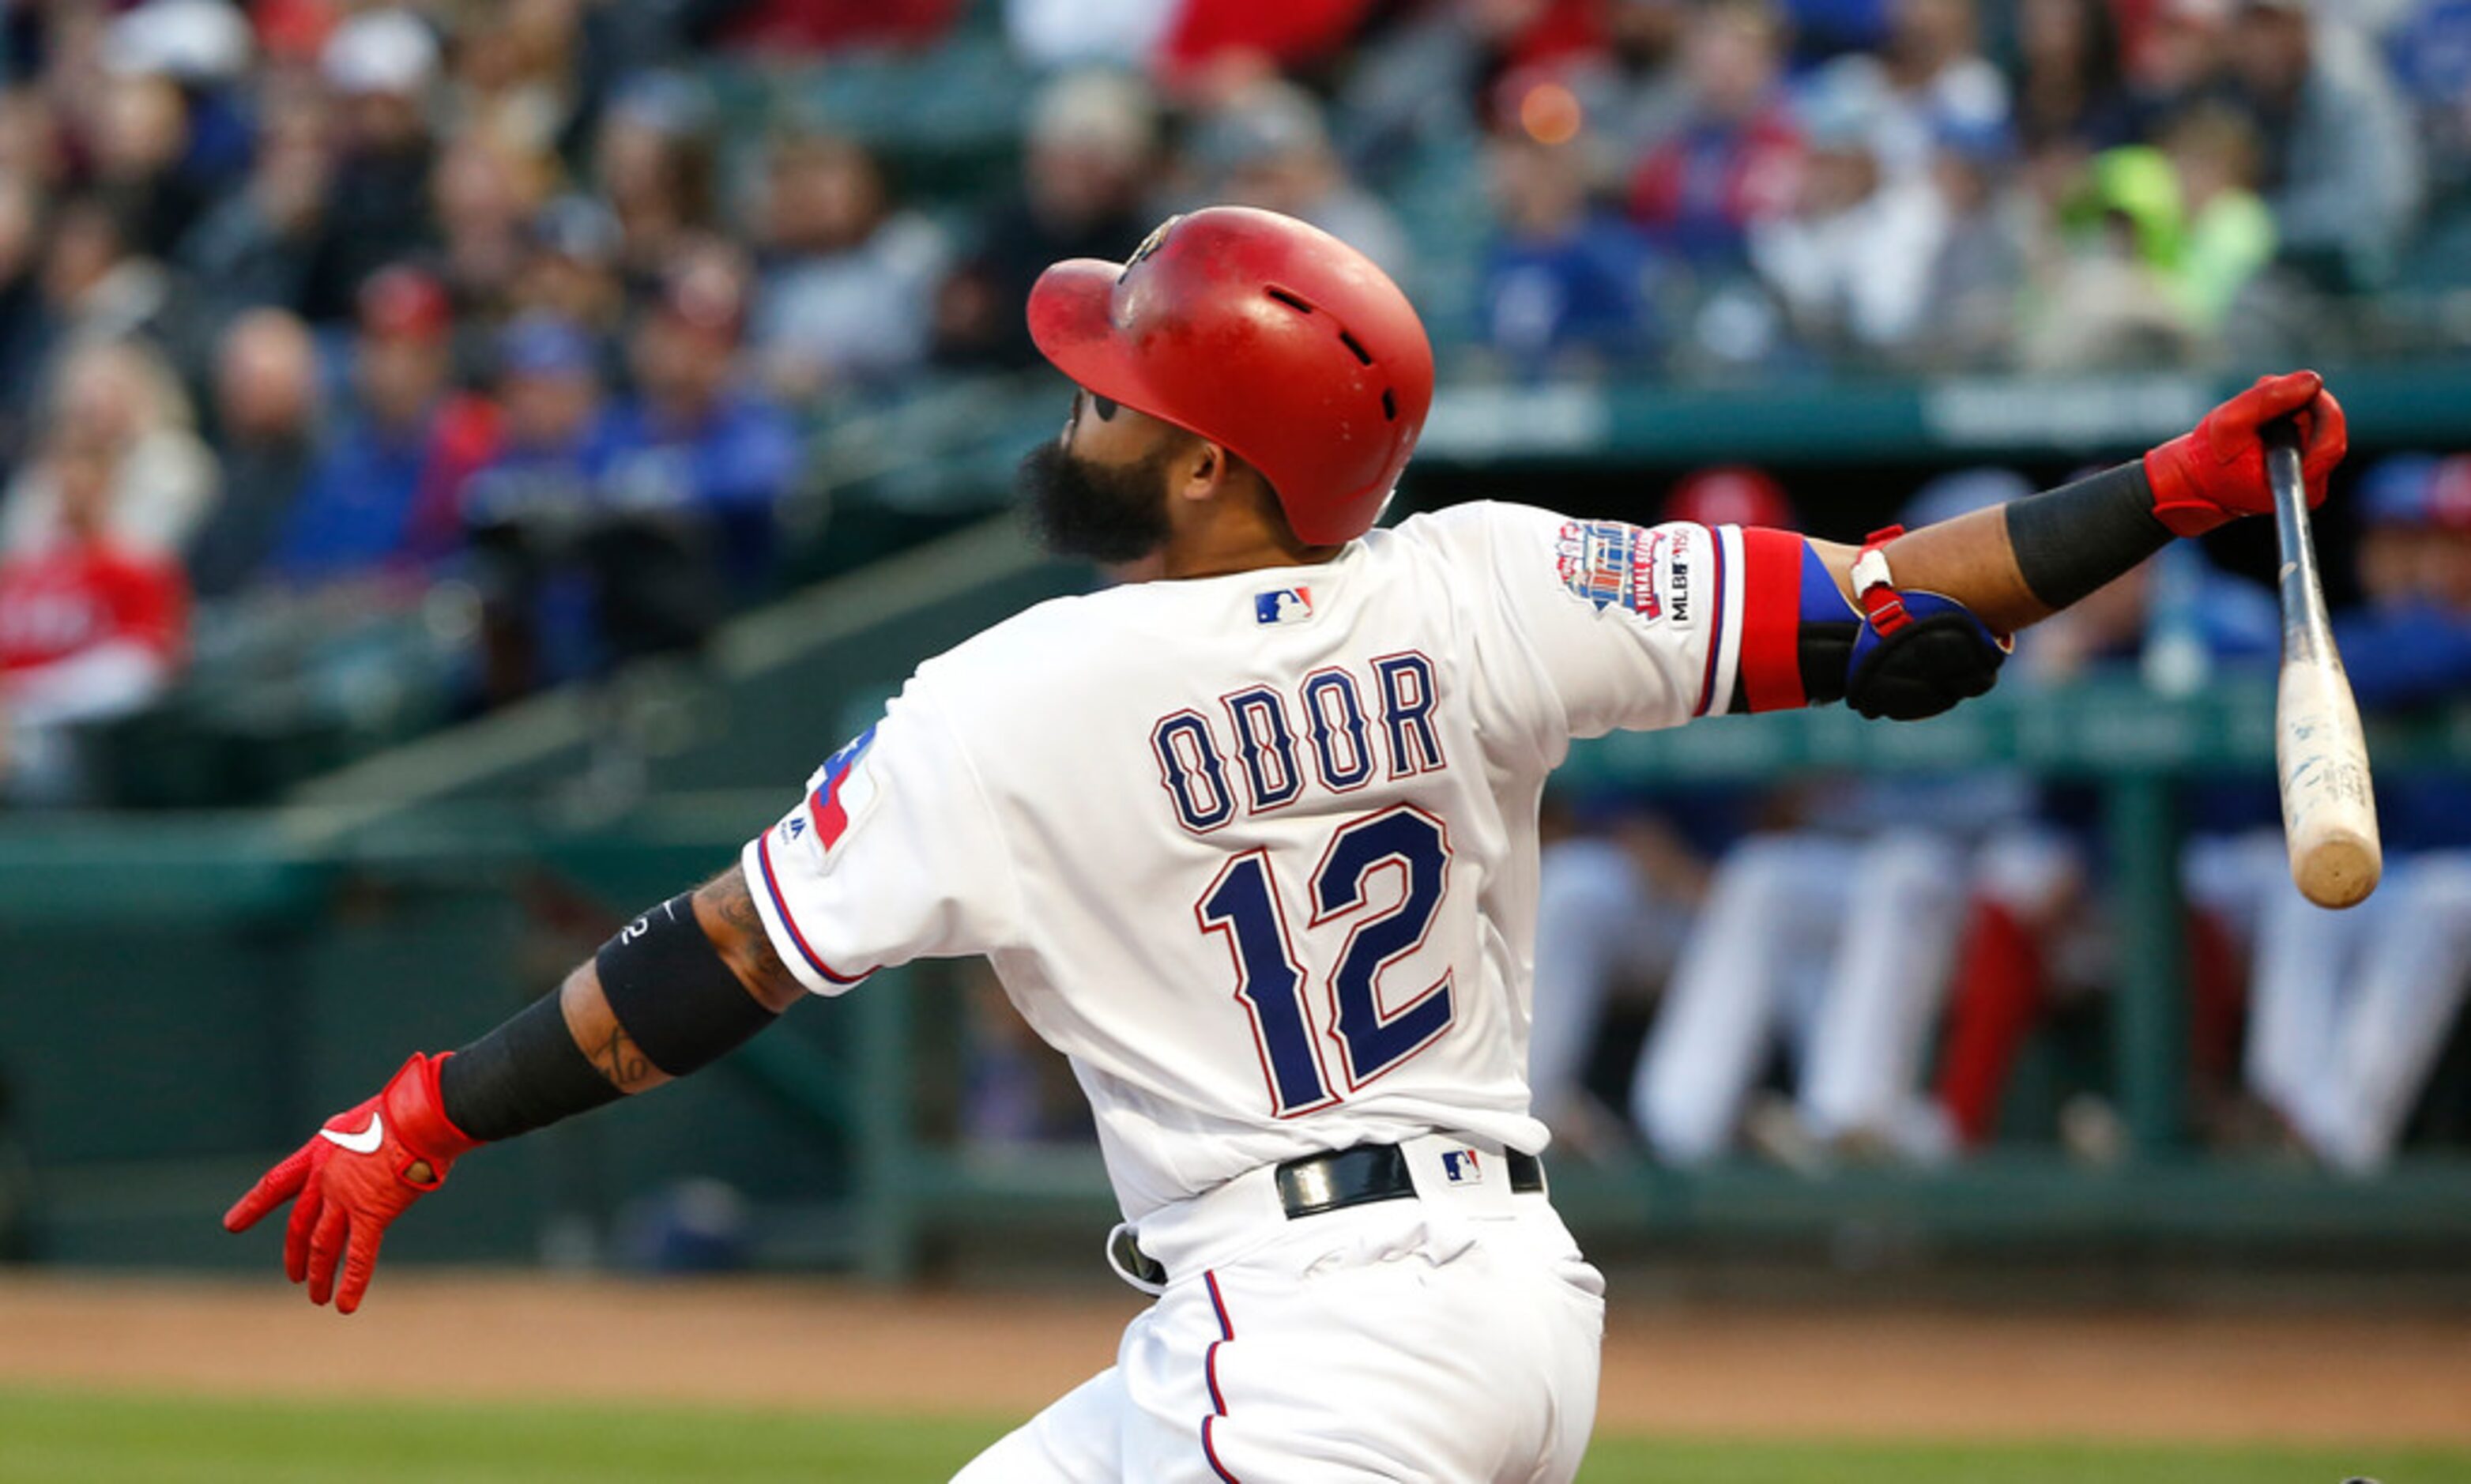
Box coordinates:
[2,1274,2466,1447]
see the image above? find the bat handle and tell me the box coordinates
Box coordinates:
[2262,416,2324,642]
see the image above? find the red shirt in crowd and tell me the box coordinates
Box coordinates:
[0,539,190,683]
[1628,107,1805,259]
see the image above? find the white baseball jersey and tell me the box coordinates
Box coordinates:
[743,500,1784,1218]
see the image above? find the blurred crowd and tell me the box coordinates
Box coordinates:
[0,0,2467,806]
[1456,0,2465,379]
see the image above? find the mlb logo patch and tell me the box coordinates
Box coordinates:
[1439,1149,1484,1185]
[1255,586,1314,626]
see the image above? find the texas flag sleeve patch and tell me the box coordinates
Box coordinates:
[805,722,880,849]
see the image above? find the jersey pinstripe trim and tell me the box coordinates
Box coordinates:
[1201,1270,1241,1483]
[748,827,872,992]
[1693,524,1746,716]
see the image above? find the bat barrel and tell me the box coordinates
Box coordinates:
[2262,415,2382,909]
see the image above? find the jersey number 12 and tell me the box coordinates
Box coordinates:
[1196,804,1456,1117]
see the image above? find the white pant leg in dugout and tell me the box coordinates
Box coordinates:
[1635,834,1851,1164]
[2318,853,2471,1172]
[1798,831,1964,1152]
[1528,838,1689,1127]
[2243,862,2367,1140]
[953,1198,1604,1483]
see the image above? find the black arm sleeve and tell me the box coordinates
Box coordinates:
[436,892,778,1141]
[438,992,623,1142]
[2002,461,2175,612]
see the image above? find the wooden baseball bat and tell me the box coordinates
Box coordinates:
[2268,417,2381,908]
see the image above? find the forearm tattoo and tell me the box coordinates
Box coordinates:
[586,1020,660,1093]
[694,866,804,1011]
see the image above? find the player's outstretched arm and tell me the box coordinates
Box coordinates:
[222,864,801,1313]
[1765,372,2344,721]
[1829,371,2346,635]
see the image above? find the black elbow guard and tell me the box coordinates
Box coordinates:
[1842,526,2010,721]
[1844,589,2010,720]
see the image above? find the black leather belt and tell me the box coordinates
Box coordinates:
[1113,1142,1548,1289]
[1274,1143,1546,1218]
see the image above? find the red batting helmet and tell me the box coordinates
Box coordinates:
[1026,206,1435,545]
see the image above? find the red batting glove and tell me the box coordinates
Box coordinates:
[2143,370,2349,536]
[223,1053,481,1314]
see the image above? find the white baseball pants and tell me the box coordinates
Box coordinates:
[953,1137,1605,1482]
[2204,834,2471,1173]
[1633,830,1964,1163]
[1528,837,1695,1128]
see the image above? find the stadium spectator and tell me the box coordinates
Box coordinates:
[2158,103,2276,330]
[1595,0,1696,157]
[2382,0,2471,202]
[1913,114,2029,368]
[102,0,257,108]
[2116,0,2234,143]
[2009,0,2132,152]
[0,92,67,200]
[461,314,613,700]
[97,0,261,213]
[268,268,496,587]
[1,339,217,560]
[90,70,209,263]
[1478,126,1655,380]
[600,249,799,589]
[2015,145,2200,371]
[2223,0,2422,287]
[187,311,324,601]
[592,73,721,315]
[467,317,610,526]
[304,9,443,323]
[1815,0,2011,183]
[1748,73,1946,356]
[0,424,190,806]
[447,0,587,170]
[935,69,1158,370]
[175,75,333,330]
[433,136,551,345]
[1186,79,1411,281]
[1624,0,1803,270]
[40,195,175,354]
[514,195,628,360]
[0,175,50,469]
[751,131,948,401]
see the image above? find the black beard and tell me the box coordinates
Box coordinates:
[1016,440,1173,565]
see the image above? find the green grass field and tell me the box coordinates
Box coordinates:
[3,1390,2463,1483]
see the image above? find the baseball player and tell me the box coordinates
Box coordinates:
[224,207,2347,1482]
